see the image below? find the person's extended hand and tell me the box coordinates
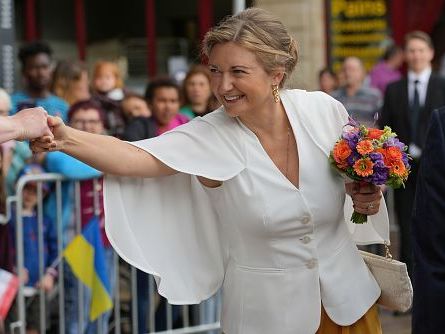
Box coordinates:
[345,182,382,215]
[30,115,67,153]
[36,273,55,292]
[11,107,53,141]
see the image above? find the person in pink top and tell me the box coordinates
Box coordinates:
[369,44,404,95]
[123,77,189,141]
[147,77,188,135]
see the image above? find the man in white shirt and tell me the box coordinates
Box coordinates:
[379,31,445,278]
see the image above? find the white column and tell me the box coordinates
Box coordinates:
[233,0,246,14]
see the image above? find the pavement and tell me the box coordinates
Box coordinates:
[380,308,411,333]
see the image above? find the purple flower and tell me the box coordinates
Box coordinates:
[347,151,361,166]
[371,160,389,185]
[369,152,384,163]
[342,130,360,150]
[401,152,410,167]
[384,137,406,151]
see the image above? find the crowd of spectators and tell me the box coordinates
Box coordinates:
[0,40,220,333]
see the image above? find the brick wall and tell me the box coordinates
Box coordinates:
[254,0,326,90]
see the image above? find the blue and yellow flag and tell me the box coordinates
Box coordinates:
[64,216,113,320]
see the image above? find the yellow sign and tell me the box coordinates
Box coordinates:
[328,0,390,73]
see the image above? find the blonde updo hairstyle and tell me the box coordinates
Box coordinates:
[202,8,298,88]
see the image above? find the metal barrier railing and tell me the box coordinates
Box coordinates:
[4,173,221,334]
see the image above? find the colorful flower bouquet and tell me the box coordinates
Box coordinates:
[329,118,411,224]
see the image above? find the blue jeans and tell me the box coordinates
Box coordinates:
[64,247,116,334]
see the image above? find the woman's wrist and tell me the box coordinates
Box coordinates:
[59,125,77,153]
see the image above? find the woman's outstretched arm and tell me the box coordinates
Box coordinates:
[31,115,177,178]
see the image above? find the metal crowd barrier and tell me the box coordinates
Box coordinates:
[5,173,221,334]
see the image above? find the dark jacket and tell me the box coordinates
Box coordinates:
[411,107,445,333]
[93,93,126,138]
[379,74,445,149]
[123,116,158,141]
[379,74,445,275]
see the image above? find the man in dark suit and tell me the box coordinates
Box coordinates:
[379,31,445,276]
[411,107,445,333]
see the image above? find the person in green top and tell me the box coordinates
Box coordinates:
[180,64,219,119]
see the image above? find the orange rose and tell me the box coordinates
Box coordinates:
[376,147,402,166]
[333,140,352,164]
[353,158,374,177]
[356,140,374,155]
[386,147,402,162]
[367,128,384,140]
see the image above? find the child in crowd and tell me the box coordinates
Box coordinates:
[91,61,126,137]
[52,60,91,106]
[121,93,151,121]
[7,164,57,334]
[92,61,124,101]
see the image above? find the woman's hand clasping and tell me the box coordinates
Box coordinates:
[30,115,66,153]
[345,182,382,215]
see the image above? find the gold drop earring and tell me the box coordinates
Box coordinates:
[272,84,280,103]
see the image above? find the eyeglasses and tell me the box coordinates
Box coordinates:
[71,119,102,126]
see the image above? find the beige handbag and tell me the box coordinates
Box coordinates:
[359,242,413,312]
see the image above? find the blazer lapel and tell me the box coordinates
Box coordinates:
[423,75,436,112]
[281,90,341,158]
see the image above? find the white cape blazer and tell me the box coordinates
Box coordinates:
[104,89,389,334]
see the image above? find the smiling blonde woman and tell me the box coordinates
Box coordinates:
[31,8,387,334]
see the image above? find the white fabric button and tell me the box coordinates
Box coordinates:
[301,216,310,224]
[301,235,311,244]
[306,259,317,269]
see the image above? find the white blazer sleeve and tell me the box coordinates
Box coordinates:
[103,114,245,304]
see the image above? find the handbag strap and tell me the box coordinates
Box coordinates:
[384,240,393,261]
